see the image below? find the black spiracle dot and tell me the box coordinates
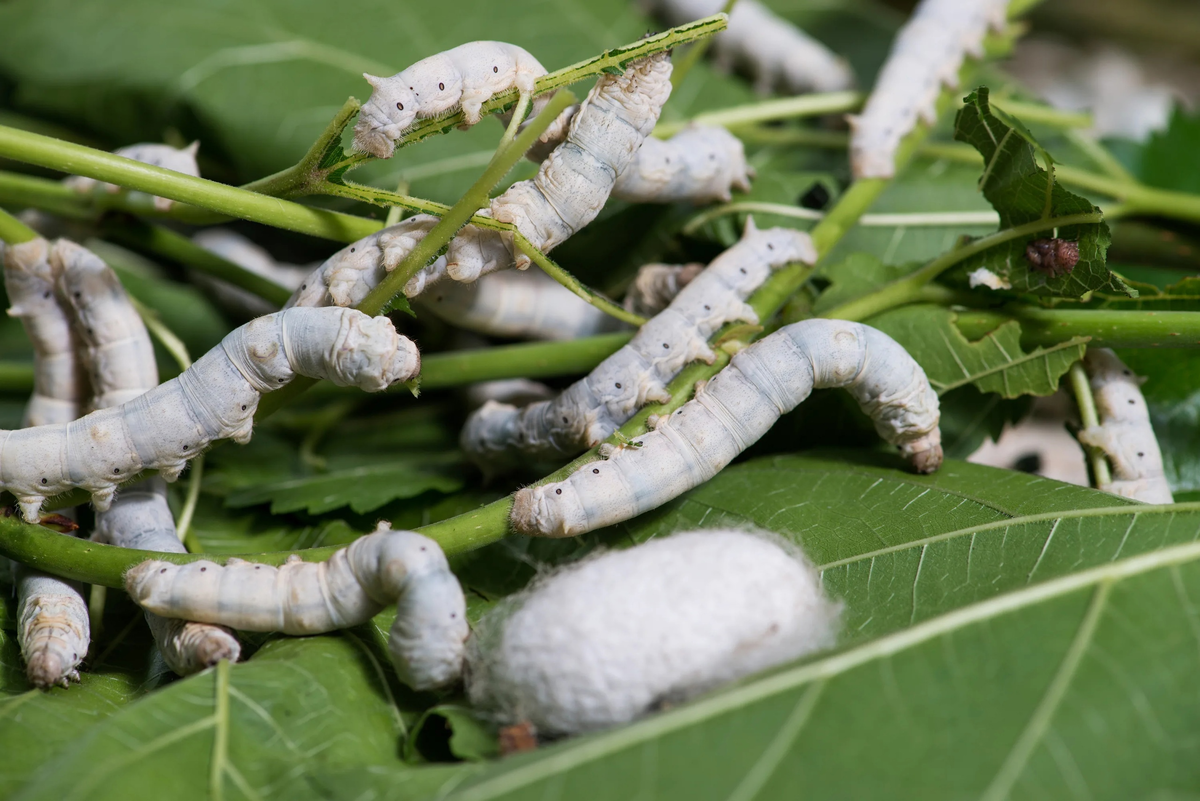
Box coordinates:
[254,565,262,570]
[767,243,774,250]
[451,612,457,618]
[1138,452,1145,457]
[615,382,622,389]
[113,468,120,474]
[396,102,404,110]
[592,468,600,474]
[350,247,356,253]
[420,546,427,552]
[200,567,207,572]
[439,82,445,90]
[242,405,248,411]
[1128,399,1136,405]
[42,291,51,299]
[704,305,711,311]
[493,66,498,73]
[739,267,747,274]
[182,445,189,451]
[562,416,569,424]
[555,488,562,495]
[73,291,81,298]
[300,284,306,290]
[160,568,167,574]
[662,343,669,349]
[40,477,47,484]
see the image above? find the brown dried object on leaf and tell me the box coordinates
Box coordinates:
[1025,238,1080,277]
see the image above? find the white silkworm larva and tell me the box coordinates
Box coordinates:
[64,142,201,211]
[125,523,468,690]
[461,221,816,473]
[638,0,854,94]
[611,126,753,204]
[466,529,840,735]
[1077,349,1174,504]
[512,318,942,537]
[4,238,90,688]
[290,52,675,308]
[623,262,705,317]
[3,239,88,427]
[353,41,570,160]
[848,0,1009,179]
[417,269,627,341]
[0,306,419,523]
[60,242,241,674]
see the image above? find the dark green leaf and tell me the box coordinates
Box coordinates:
[1138,103,1200,194]
[867,303,1087,397]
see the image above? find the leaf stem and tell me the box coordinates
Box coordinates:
[985,97,1093,129]
[955,306,1200,349]
[0,205,37,244]
[669,0,739,90]
[654,91,862,138]
[683,202,998,233]
[241,97,362,197]
[0,126,379,241]
[177,455,205,552]
[1068,359,1114,488]
[821,211,1105,322]
[419,331,632,389]
[513,234,646,326]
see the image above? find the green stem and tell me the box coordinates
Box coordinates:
[494,92,533,155]
[177,455,205,553]
[105,221,294,307]
[822,211,1105,321]
[1068,360,1114,488]
[670,0,739,90]
[0,362,34,392]
[419,331,631,389]
[0,205,37,244]
[0,169,227,224]
[986,97,1093,129]
[130,296,193,371]
[324,15,729,174]
[0,126,379,242]
[513,234,646,327]
[955,306,1200,349]
[654,91,862,138]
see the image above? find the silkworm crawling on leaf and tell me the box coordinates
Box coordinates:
[0,306,419,523]
[1077,348,1174,504]
[60,243,241,675]
[418,269,627,341]
[4,238,90,689]
[125,523,468,690]
[461,221,816,474]
[512,318,942,537]
[353,41,570,159]
[467,529,840,735]
[63,142,201,211]
[848,0,1009,179]
[623,262,705,317]
[638,0,854,93]
[612,126,752,204]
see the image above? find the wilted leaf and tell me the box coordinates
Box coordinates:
[867,303,1087,397]
[954,87,1126,298]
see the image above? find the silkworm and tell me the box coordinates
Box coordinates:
[638,0,854,94]
[623,262,705,317]
[125,523,468,690]
[2,239,88,427]
[1077,348,1174,504]
[612,126,752,204]
[1024,237,1080,278]
[4,238,89,689]
[417,269,627,341]
[64,142,201,211]
[461,221,816,474]
[353,41,571,160]
[512,318,942,537]
[466,529,839,735]
[289,52,675,308]
[848,0,1009,179]
[0,306,419,523]
[60,242,241,675]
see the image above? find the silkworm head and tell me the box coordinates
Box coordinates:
[353,75,418,158]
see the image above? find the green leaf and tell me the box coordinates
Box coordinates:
[1138,103,1200,194]
[406,705,500,763]
[867,303,1087,397]
[953,87,1126,298]
[812,252,919,314]
[14,636,421,800]
[225,454,465,515]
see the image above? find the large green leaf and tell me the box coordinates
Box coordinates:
[14,635,424,800]
[953,87,1125,298]
[867,303,1087,397]
[1138,104,1200,195]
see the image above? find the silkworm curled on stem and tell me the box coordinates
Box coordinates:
[125,523,468,690]
[512,318,942,537]
[0,306,419,522]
